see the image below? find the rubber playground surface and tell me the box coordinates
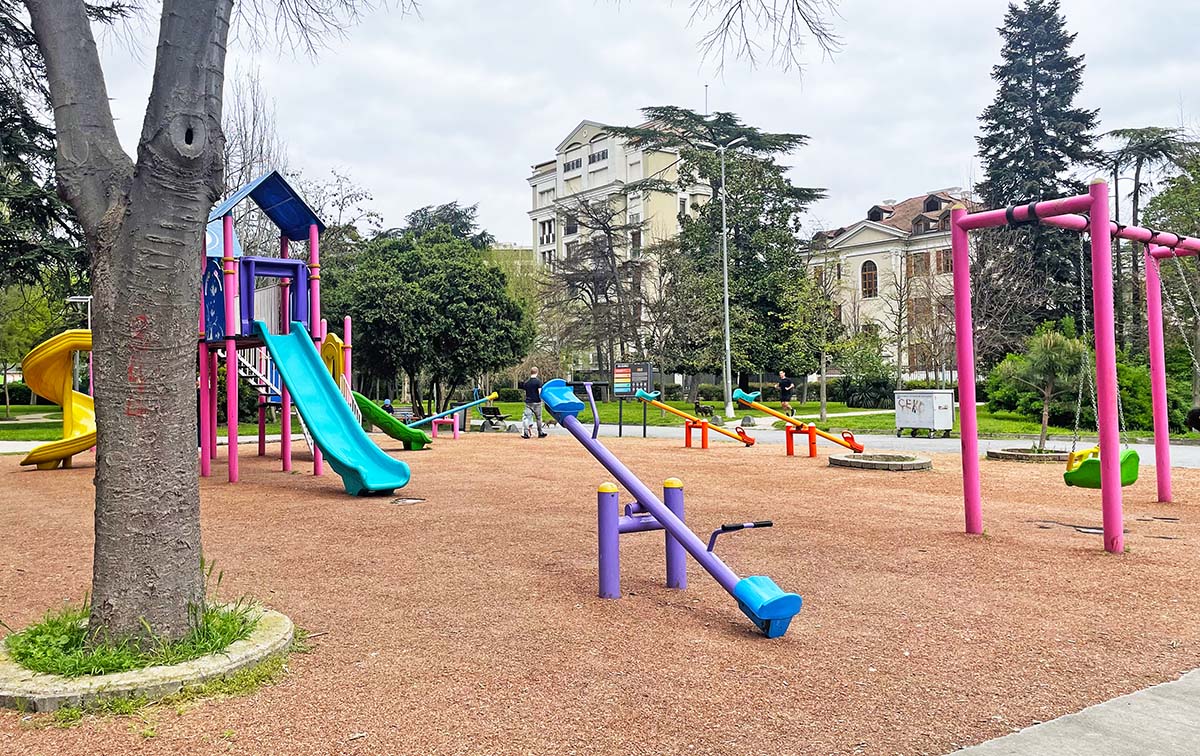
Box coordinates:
[2,433,1199,755]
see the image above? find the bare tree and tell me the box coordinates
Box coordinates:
[881,252,914,389]
[222,64,290,256]
[690,0,842,72]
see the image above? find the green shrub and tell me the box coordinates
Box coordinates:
[3,381,34,405]
[496,387,523,402]
[663,383,683,401]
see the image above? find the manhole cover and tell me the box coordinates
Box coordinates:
[388,497,425,506]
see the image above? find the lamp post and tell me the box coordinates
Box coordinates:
[66,295,92,394]
[697,135,747,418]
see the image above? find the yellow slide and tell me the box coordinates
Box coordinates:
[19,330,95,470]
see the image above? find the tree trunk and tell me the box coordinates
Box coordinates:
[800,373,809,404]
[819,350,828,423]
[1039,389,1051,451]
[27,0,236,643]
[3,364,10,419]
[1193,316,1200,406]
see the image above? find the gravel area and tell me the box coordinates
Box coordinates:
[1,434,1198,755]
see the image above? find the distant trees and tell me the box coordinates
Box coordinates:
[975,0,1098,324]
[324,228,532,410]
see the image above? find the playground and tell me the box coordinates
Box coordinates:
[2,432,1199,754]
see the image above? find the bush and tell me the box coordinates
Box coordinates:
[3,381,34,405]
[496,387,523,402]
[842,377,894,409]
[663,383,683,401]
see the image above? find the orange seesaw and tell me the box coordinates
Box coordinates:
[634,390,754,448]
[732,389,864,456]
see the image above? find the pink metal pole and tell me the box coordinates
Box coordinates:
[257,395,266,456]
[223,213,239,482]
[1088,181,1123,553]
[343,316,352,385]
[280,234,292,472]
[309,223,323,476]
[199,342,211,476]
[951,205,983,535]
[1145,247,1173,503]
[209,351,218,456]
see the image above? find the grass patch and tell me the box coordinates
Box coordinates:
[30,654,289,729]
[0,421,64,441]
[0,404,61,416]
[2,600,258,678]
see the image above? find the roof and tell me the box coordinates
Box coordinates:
[204,220,243,258]
[554,119,609,153]
[207,170,325,242]
[819,190,977,241]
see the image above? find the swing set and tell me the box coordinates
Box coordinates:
[951,180,1191,554]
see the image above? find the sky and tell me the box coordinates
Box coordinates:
[95,0,1200,243]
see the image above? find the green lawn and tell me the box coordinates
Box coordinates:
[493,398,852,428]
[0,404,62,419]
[0,421,64,441]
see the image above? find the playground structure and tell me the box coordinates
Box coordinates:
[542,378,801,638]
[197,170,410,495]
[18,330,95,470]
[406,392,499,437]
[950,180,1193,553]
[633,389,754,448]
[732,389,864,456]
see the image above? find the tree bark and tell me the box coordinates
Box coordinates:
[29,0,233,643]
[1039,389,1051,451]
[819,349,827,422]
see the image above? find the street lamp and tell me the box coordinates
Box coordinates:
[696,135,747,418]
[66,295,92,395]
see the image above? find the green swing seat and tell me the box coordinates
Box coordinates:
[1063,448,1140,489]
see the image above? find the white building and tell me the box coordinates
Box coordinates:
[814,190,974,376]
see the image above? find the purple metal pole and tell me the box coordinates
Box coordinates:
[280,235,292,472]
[223,213,239,483]
[559,414,741,594]
[951,205,982,534]
[663,478,687,589]
[1089,180,1123,554]
[309,223,323,476]
[598,482,620,598]
[199,342,210,476]
[1145,247,1172,503]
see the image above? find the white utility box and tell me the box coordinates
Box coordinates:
[893,389,955,438]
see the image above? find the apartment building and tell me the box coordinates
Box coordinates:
[813,189,973,375]
[527,119,711,267]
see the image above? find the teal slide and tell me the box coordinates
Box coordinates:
[256,321,411,495]
[353,391,432,451]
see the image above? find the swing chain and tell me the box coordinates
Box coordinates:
[1072,235,1126,451]
[1165,252,1200,373]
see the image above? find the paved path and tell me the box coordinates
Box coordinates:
[950,669,1200,755]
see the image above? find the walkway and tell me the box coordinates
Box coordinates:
[950,669,1200,755]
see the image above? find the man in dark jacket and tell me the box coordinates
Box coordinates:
[518,367,547,438]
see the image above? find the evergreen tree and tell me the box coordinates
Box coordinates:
[975,0,1099,321]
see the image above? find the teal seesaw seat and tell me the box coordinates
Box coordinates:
[733,576,802,638]
[1062,448,1140,489]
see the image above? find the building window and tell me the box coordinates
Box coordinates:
[630,230,642,257]
[588,149,608,165]
[868,208,884,222]
[907,251,930,278]
[678,197,688,218]
[541,249,555,266]
[836,262,843,280]
[629,212,640,225]
[861,260,878,298]
[924,196,941,213]
[937,248,953,274]
[537,188,555,208]
[538,219,555,246]
[564,218,578,236]
[565,241,579,259]
[563,157,582,172]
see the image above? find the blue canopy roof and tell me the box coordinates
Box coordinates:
[207,170,326,242]
[204,220,243,258]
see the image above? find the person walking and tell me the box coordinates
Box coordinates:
[778,370,796,417]
[518,367,547,439]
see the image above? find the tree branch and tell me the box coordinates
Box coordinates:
[25,0,134,235]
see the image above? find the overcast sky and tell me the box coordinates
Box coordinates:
[96,0,1200,243]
